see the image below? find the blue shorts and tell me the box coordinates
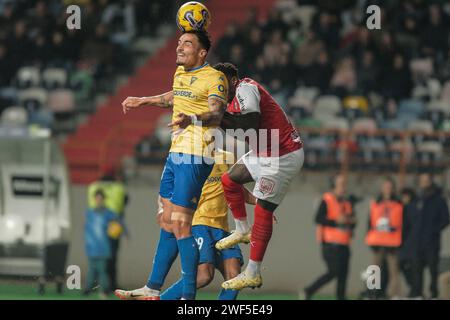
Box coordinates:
[192,225,243,268]
[159,152,214,210]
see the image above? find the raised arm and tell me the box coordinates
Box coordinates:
[122,91,173,114]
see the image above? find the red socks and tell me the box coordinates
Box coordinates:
[250,204,273,261]
[222,172,247,219]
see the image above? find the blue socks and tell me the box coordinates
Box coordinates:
[218,288,239,300]
[177,236,199,300]
[160,278,183,300]
[147,229,179,290]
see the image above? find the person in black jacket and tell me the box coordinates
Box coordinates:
[399,187,417,296]
[409,173,450,298]
[304,174,357,300]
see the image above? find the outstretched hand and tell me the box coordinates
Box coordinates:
[122,97,144,114]
[168,113,192,129]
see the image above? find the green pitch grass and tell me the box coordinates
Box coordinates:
[0,281,337,300]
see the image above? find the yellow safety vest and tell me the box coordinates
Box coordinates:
[88,181,126,215]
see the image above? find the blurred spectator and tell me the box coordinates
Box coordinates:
[303,50,333,92]
[357,50,379,95]
[293,31,324,69]
[399,187,417,296]
[262,9,289,38]
[365,177,403,299]
[380,53,412,101]
[7,20,33,71]
[263,30,290,67]
[312,11,341,50]
[420,5,449,62]
[88,166,129,291]
[84,189,117,298]
[0,44,14,86]
[244,26,264,66]
[304,174,356,300]
[330,56,357,96]
[81,23,114,78]
[408,173,450,298]
[27,0,55,36]
[215,22,242,62]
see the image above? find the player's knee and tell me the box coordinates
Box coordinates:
[224,261,241,280]
[170,211,193,238]
[197,267,214,288]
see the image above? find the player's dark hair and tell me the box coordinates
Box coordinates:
[213,62,239,79]
[183,30,211,52]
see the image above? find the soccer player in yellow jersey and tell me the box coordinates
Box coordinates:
[116,31,228,300]
[160,159,256,300]
[115,153,256,300]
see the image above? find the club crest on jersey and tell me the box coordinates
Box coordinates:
[258,177,275,195]
[190,76,198,85]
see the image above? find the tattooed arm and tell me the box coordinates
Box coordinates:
[122,91,173,114]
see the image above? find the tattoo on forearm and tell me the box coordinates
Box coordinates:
[159,95,173,108]
[198,98,226,126]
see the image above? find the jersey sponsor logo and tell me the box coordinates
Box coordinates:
[173,90,194,98]
[237,94,246,111]
[206,176,222,184]
[258,177,275,195]
[190,76,198,85]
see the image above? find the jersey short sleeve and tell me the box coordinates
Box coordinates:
[235,82,261,114]
[207,71,228,103]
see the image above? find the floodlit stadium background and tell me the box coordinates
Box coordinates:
[0,0,450,299]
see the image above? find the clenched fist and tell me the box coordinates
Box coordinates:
[122,96,144,114]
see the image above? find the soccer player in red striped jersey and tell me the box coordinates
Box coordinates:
[212,62,304,290]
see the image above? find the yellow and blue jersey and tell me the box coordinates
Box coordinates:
[170,63,228,157]
[192,162,230,231]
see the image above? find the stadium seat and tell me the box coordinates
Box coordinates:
[294,86,320,102]
[427,78,442,100]
[47,89,75,115]
[313,95,342,121]
[15,66,41,89]
[416,141,444,163]
[407,119,434,133]
[390,139,414,164]
[343,96,369,113]
[379,119,406,130]
[425,100,449,128]
[0,106,28,127]
[18,88,48,113]
[410,58,434,82]
[398,99,424,118]
[321,117,349,130]
[412,85,429,100]
[352,118,377,132]
[42,68,68,90]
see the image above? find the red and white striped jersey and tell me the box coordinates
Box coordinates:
[226,78,303,157]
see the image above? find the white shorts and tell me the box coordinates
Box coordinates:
[241,148,304,205]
